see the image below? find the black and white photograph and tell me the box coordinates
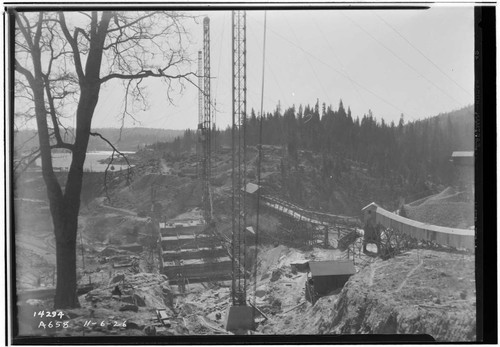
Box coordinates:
[6,2,492,343]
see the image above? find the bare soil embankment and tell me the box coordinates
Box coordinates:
[314,249,476,341]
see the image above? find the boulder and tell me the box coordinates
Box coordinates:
[110,274,125,284]
[125,321,143,330]
[133,294,146,307]
[255,289,266,298]
[121,294,146,307]
[121,295,135,305]
[261,273,271,280]
[270,269,282,282]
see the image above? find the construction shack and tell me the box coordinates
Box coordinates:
[306,260,355,300]
[451,151,474,197]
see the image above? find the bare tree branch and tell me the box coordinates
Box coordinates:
[100,70,197,84]
[13,9,196,309]
[14,149,41,178]
[77,11,93,21]
[42,74,64,144]
[14,58,35,85]
[89,131,132,200]
[58,12,85,81]
[33,12,44,47]
[14,141,74,178]
[74,27,90,43]
[15,13,34,49]
[106,11,159,33]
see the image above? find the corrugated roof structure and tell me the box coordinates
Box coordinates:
[309,260,356,277]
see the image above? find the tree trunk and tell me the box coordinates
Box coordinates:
[54,224,79,309]
[51,199,80,309]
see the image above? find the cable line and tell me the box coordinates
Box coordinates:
[372,11,472,98]
[253,10,267,313]
[314,20,369,112]
[248,16,410,117]
[285,18,330,103]
[247,23,289,107]
[342,13,465,107]
[214,12,227,98]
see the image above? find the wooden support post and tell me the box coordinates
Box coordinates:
[324,226,329,247]
[247,300,269,321]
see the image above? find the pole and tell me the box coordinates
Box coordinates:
[80,230,85,271]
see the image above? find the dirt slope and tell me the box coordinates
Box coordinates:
[316,249,476,341]
[404,187,474,228]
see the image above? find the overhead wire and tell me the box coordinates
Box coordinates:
[248,16,410,117]
[314,20,369,113]
[214,12,227,99]
[253,10,266,315]
[285,17,330,103]
[372,11,472,98]
[341,12,465,108]
[247,21,289,109]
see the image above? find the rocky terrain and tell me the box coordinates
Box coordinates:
[13,145,477,341]
[316,249,476,341]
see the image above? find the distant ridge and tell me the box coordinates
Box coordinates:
[14,127,184,152]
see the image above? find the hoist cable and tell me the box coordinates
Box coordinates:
[253,10,267,313]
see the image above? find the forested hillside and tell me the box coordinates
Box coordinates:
[163,102,474,190]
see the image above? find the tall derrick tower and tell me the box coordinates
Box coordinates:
[199,16,212,222]
[225,10,254,332]
[197,50,203,179]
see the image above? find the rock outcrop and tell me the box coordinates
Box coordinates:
[316,250,476,341]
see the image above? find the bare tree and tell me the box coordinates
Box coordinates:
[12,10,196,308]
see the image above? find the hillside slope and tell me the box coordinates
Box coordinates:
[316,249,476,341]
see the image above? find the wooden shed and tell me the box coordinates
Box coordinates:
[451,151,474,166]
[451,151,474,195]
[307,260,355,297]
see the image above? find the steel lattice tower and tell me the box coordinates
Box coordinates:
[198,50,204,128]
[231,10,247,306]
[200,16,212,222]
[197,50,203,179]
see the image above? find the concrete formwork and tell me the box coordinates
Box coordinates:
[161,234,217,250]
[162,247,228,262]
[158,217,232,286]
[160,224,207,236]
[161,259,232,282]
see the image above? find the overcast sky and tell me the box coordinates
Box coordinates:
[90,6,474,130]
